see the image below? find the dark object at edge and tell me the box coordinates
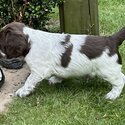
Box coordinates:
[0,68,5,88]
[0,58,25,69]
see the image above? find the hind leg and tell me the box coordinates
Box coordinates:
[105,72,125,100]
[97,64,125,100]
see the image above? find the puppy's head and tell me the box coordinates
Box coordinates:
[0,22,30,59]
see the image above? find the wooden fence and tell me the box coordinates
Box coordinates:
[59,0,99,35]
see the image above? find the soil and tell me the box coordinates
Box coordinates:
[0,64,30,113]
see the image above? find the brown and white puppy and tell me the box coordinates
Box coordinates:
[0,22,125,100]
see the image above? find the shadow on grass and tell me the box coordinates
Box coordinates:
[29,76,112,108]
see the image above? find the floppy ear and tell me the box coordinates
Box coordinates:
[4,28,30,58]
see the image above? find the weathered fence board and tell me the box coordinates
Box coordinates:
[59,0,99,35]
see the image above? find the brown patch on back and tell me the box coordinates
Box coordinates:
[80,35,121,64]
[61,35,73,68]
[61,34,71,45]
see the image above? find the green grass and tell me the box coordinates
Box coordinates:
[50,7,59,20]
[99,0,125,35]
[1,0,125,125]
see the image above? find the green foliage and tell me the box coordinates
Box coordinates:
[0,0,63,29]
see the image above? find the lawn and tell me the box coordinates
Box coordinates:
[1,0,125,125]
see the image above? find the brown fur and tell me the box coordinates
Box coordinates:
[0,22,30,59]
[80,35,122,64]
[61,35,73,67]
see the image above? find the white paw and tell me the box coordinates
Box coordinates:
[16,87,31,98]
[105,91,120,100]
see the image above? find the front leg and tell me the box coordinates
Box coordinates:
[16,72,42,98]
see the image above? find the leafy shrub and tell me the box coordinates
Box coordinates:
[0,0,63,29]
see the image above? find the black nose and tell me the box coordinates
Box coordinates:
[0,68,5,88]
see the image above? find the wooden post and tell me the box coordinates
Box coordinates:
[59,0,99,35]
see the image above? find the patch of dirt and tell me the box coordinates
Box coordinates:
[0,64,30,113]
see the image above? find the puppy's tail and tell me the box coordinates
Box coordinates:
[111,27,125,46]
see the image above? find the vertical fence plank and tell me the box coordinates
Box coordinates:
[89,0,99,35]
[59,0,99,35]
